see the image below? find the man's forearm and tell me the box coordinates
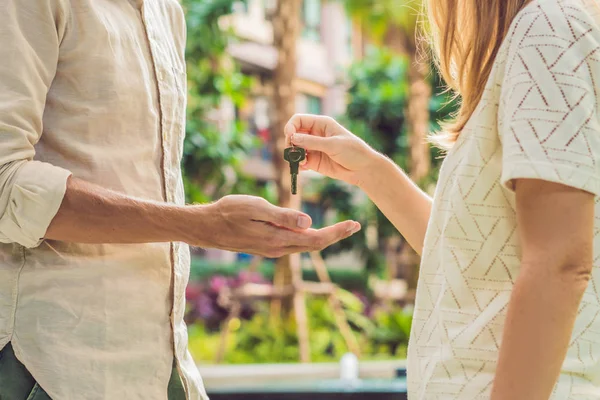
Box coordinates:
[358,155,432,255]
[43,176,361,256]
[45,177,210,245]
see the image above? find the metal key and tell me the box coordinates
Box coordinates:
[283,146,306,195]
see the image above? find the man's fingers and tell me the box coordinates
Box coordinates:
[278,220,361,248]
[259,221,361,258]
[256,202,313,231]
[310,221,361,248]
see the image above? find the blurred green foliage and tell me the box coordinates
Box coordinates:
[182,0,259,203]
[190,258,369,292]
[344,47,456,189]
[316,48,457,272]
[345,0,423,41]
[188,290,413,364]
[179,1,459,366]
[345,48,411,171]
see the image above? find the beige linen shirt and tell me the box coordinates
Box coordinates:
[0,0,207,399]
[408,0,600,398]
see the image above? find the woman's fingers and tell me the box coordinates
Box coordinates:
[285,114,337,138]
[291,133,334,153]
[302,150,322,171]
[284,114,350,177]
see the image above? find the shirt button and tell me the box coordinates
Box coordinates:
[157,70,164,81]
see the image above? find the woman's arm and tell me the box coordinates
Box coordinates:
[357,154,432,255]
[286,114,432,254]
[491,178,594,400]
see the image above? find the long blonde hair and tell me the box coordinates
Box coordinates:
[428,0,530,146]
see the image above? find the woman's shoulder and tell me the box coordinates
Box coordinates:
[507,0,600,42]
[499,0,600,71]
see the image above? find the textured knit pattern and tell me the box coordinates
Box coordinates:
[407,0,600,399]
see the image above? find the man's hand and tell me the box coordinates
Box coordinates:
[46,178,360,255]
[192,195,361,258]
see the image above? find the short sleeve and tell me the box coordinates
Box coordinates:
[498,4,600,195]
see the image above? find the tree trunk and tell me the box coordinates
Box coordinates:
[384,28,432,292]
[406,52,431,184]
[271,0,301,311]
[269,0,310,363]
[401,48,432,290]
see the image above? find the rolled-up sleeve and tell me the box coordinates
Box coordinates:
[0,0,73,248]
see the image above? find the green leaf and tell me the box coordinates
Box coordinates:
[181,0,260,202]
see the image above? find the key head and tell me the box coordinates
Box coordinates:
[284,147,306,163]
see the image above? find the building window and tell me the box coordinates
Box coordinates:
[346,17,354,61]
[302,201,325,228]
[302,0,321,41]
[264,0,277,17]
[232,0,249,13]
[248,97,272,161]
[305,94,323,115]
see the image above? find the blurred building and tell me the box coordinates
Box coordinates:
[202,0,365,268]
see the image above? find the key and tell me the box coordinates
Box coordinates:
[283,146,306,195]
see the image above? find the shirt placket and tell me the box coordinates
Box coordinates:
[139,2,190,396]
[140,0,177,345]
[143,30,173,203]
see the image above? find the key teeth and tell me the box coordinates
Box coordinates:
[291,174,298,195]
[285,146,305,195]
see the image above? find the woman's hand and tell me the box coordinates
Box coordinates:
[285,113,433,255]
[284,114,382,187]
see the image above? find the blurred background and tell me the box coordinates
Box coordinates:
[181,0,457,398]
